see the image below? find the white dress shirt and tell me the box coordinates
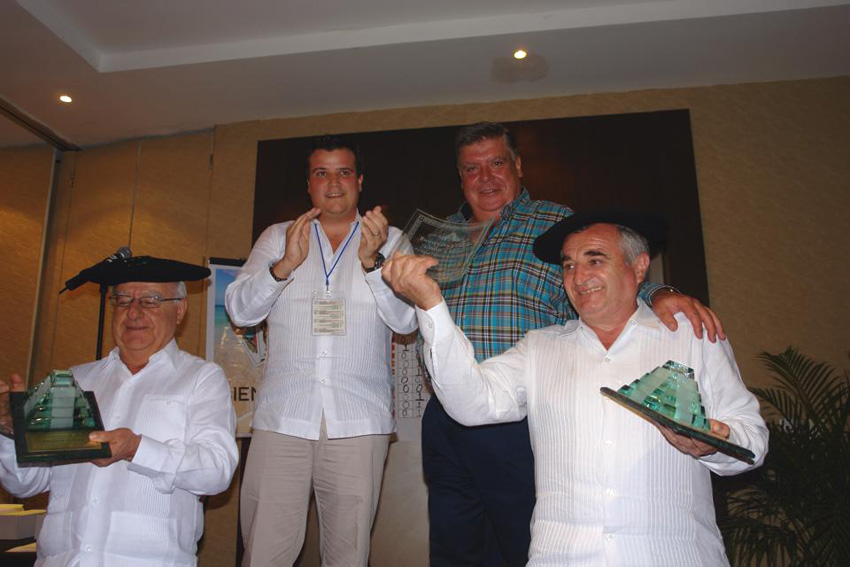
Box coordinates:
[0,340,239,567]
[224,216,417,440]
[419,300,768,567]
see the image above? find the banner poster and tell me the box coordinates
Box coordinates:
[206,258,430,441]
[392,332,431,442]
[206,259,266,437]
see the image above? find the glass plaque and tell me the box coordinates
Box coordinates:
[9,370,111,465]
[600,360,755,463]
[395,210,493,283]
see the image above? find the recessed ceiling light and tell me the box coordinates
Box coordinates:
[58,95,73,103]
[513,49,528,60]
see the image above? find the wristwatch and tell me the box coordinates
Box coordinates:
[364,252,385,273]
[269,264,286,282]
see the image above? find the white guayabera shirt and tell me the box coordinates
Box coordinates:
[420,300,768,567]
[0,340,238,567]
[225,215,417,440]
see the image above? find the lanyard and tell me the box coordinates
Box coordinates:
[315,221,359,291]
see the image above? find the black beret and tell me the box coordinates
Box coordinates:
[87,256,210,285]
[533,208,668,265]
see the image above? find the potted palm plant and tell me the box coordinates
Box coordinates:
[717,347,850,566]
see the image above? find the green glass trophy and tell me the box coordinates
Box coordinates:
[9,370,111,465]
[600,360,755,464]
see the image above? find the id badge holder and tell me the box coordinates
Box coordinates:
[312,298,346,336]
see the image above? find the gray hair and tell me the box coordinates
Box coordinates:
[616,225,650,265]
[110,281,187,298]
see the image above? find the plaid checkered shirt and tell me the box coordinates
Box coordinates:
[442,189,662,361]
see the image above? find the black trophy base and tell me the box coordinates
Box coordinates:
[600,387,755,464]
[9,392,112,467]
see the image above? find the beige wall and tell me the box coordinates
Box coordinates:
[2,75,848,565]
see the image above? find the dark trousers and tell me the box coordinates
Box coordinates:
[422,397,536,567]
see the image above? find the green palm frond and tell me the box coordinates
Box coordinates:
[718,348,850,567]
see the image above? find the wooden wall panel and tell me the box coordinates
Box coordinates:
[46,141,138,370]
[31,151,77,381]
[134,131,214,357]
[0,145,53,380]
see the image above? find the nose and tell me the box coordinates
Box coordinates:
[479,165,493,181]
[126,299,145,319]
[573,263,590,284]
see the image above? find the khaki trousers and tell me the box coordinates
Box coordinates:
[240,423,390,567]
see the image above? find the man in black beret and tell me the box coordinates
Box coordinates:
[381,210,768,566]
[0,256,238,566]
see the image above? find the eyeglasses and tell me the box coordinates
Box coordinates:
[109,295,184,309]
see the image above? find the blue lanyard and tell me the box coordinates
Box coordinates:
[315,221,359,291]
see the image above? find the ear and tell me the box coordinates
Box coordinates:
[514,155,523,179]
[175,298,188,326]
[357,173,364,192]
[633,252,650,283]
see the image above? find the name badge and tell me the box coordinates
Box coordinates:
[312,299,346,335]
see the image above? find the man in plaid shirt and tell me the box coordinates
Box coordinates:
[422,122,724,567]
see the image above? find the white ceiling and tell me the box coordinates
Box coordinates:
[1,0,849,148]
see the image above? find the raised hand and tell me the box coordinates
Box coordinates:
[381,253,443,309]
[358,206,389,269]
[273,207,321,280]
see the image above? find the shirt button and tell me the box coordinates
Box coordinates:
[85,545,93,552]
[604,356,612,363]
[605,488,616,497]
[604,440,613,447]
[321,379,326,384]
[605,534,614,542]
[321,351,327,356]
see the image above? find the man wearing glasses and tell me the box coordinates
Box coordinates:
[0,256,238,567]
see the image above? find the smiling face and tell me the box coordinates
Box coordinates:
[111,281,186,372]
[307,148,363,222]
[457,136,523,222]
[560,224,649,330]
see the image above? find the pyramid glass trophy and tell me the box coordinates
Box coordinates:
[9,370,111,465]
[600,360,755,463]
[395,210,493,283]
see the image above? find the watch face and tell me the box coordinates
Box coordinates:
[374,253,385,269]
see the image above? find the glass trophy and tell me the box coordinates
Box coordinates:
[600,360,755,463]
[9,370,111,465]
[395,209,493,283]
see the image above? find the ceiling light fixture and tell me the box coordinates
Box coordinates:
[513,49,528,60]
[58,95,73,103]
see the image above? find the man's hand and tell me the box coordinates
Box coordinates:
[651,290,725,342]
[657,419,730,458]
[273,207,321,280]
[382,254,443,309]
[358,206,389,269]
[0,373,26,438]
[90,428,142,467]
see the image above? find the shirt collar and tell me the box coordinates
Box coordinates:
[109,338,179,374]
[559,298,660,337]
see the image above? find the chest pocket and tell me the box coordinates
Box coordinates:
[134,395,188,443]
